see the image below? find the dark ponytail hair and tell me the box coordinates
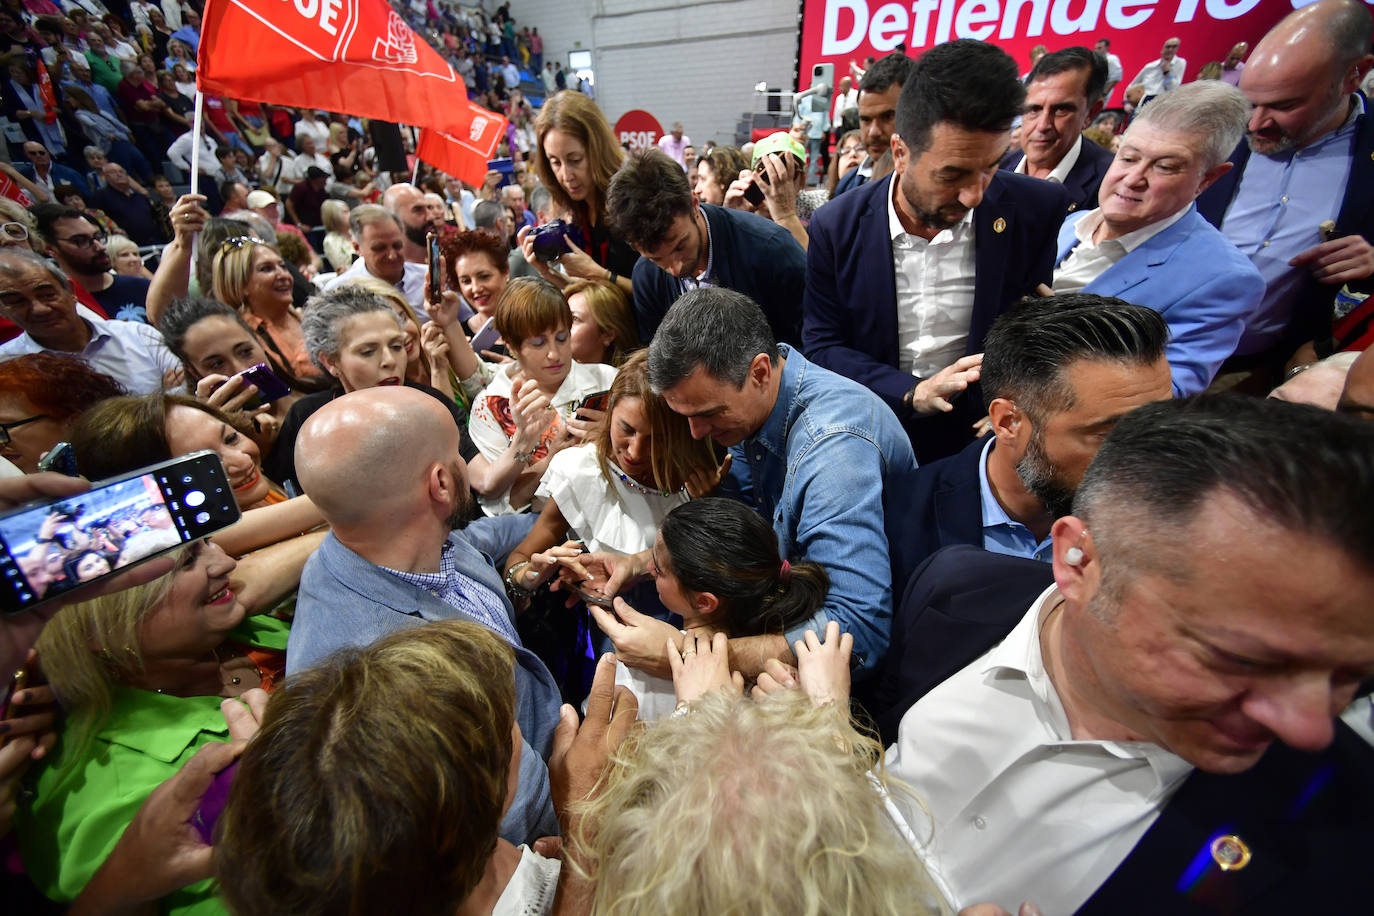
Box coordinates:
[659,498,828,638]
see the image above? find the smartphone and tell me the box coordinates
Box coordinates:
[469,315,500,353]
[192,759,239,845]
[37,441,79,476]
[223,363,292,410]
[575,390,611,415]
[0,451,242,615]
[744,180,766,207]
[426,231,442,302]
[0,666,28,723]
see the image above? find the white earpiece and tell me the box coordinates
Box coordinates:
[1064,546,1084,567]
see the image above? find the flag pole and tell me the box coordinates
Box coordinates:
[189,90,204,264]
[411,154,420,186]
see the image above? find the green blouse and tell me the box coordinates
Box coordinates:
[18,614,290,913]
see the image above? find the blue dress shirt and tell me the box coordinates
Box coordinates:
[977,437,1052,562]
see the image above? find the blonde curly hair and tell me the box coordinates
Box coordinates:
[574,691,946,916]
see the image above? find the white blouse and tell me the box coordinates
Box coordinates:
[535,444,688,554]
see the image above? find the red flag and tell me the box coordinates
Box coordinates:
[196,0,493,139]
[415,122,504,186]
[0,173,34,207]
[34,63,58,125]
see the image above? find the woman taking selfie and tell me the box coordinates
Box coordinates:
[518,91,635,297]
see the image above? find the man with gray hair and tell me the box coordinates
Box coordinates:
[324,203,429,319]
[1049,80,1264,394]
[0,248,176,393]
[569,287,918,684]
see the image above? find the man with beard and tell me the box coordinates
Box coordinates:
[288,385,560,845]
[605,147,806,345]
[381,182,435,266]
[890,295,1171,578]
[325,204,430,320]
[31,204,151,323]
[803,39,1069,463]
[1198,0,1374,383]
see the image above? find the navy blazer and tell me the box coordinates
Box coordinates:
[1196,97,1374,355]
[887,435,986,585]
[630,203,807,347]
[15,161,91,199]
[872,545,1374,913]
[802,172,1068,461]
[999,136,1115,215]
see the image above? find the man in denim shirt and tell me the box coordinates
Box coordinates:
[580,288,917,681]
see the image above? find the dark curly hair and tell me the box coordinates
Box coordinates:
[440,228,508,291]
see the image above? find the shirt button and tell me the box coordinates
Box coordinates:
[1261,240,1270,247]
[1279,195,1289,203]
[973,816,987,830]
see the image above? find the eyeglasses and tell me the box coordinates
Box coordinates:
[0,222,28,242]
[0,414,49,445]
[54,229,106,250]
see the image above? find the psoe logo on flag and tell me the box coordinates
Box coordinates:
[226,0,454,81]
[469,115,488,142]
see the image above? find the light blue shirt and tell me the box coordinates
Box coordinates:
[977,437,1053,562]
[0,305,177,395]
[722,345,918,677]
[1221,96,1363,355]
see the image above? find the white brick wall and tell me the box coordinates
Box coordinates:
[514,0,800,147]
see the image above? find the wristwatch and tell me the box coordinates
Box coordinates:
[504,560,533,600]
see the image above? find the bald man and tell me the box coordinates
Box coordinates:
[1198,0,1374,382]
[286,386,560,844]
[381,181,435,265]
[1338,348,1374,419]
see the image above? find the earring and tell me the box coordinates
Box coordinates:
[1065,546,1084,566]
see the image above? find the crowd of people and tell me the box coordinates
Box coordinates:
[1,0,1373,913]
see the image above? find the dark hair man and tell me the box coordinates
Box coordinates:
[890,295,1171,576]
[1001,47,1113,215]
[569,287,917,685]
[803,39,1070,463]
[31,203,151,323]
[832,52,915,197]
[605,148,806,345]
[1198,0,1374,385]
[878,394,1374,911]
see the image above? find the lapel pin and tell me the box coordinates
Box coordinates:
[993,217,1007,233]
[1210,834,1252,871]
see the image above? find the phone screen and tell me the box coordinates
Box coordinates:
[0,451,241,615]
[427,232,442,301]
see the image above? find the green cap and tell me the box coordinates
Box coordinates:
[752,131,807,169]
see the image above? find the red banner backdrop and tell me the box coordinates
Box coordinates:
[797,0,1300,103]
[197,0,500,149]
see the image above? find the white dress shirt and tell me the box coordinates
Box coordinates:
[888,175,977,379]
[1052,204,1191,293]
[887,586,1194,913]
[0,306,177,394]
[1015,134,1082,184]
[1130,56,1187,97]
[325,259,431,322]
[831,87,859,124]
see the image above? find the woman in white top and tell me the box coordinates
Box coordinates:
[216,620,561,916]
[467,277,618,517]
[616,497,831,720]
[502,349,720,597]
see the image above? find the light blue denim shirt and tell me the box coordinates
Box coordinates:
[977,437,1053,562]
[723,345,918,677]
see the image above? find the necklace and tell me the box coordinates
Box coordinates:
[615,471,682,499]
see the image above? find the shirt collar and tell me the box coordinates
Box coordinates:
[1073,203,1192,253]
[746,343,798,461]
[887,174,974,243]
[1013,134,1083,184]
[977,436,1019,531]
[381,537,454,588]
[979,586,1195,796]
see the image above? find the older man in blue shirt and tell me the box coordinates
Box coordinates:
[575,287,917,681]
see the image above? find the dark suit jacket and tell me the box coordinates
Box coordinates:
[999,136,1115,215]
[630,202,807,347]
[872,546,1374,913]
[802,172,1068,462]
[1196,97,1374,357]
[888,435,986,584]
[15,161,91,199]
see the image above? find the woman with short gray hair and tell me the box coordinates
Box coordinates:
[263,286,479,493]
